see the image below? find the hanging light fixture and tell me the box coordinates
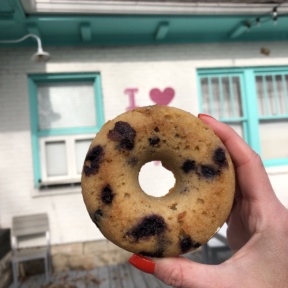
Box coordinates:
[272,7,278,26]
[0,33,50,62]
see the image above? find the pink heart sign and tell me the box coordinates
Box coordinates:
[150,87,175,105]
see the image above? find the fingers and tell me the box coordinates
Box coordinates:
[198,114,257,169]
[198,114,276,203]
[154,257,220,288]
[129,254,228,288]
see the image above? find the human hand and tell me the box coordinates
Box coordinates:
[129,114,288,288]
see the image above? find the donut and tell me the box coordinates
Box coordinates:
[81,105,235,257]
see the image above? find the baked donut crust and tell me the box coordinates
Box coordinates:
[81,105,235,257]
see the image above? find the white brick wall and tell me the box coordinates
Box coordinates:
[0,42,288,246]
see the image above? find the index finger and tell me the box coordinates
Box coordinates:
[198,114,276,203]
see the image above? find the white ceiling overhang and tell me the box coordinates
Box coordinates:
[20,0,288,15]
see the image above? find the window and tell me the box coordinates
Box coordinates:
[28,73,104,190]
[198,67,288,167]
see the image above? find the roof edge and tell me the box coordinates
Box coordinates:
[21,0,288,15]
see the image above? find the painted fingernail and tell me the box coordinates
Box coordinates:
[128,254,155,274]
[198,113,215,119]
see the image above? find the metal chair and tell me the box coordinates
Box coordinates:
[202,223,232,264]
[11,213,51,287]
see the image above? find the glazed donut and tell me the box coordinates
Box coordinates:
[81,105,235,257]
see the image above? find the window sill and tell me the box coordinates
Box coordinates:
[32,183,82,198]
[266,165,288,176]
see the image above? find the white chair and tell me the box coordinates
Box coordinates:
[11,213,51,287]
[202,223,231,264]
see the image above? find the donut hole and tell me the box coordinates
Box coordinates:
[138,161,175,197]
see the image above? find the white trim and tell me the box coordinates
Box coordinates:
[32,184,82,197]
[266,165,288,176]
[39,134,94,186]
[21,0,288,15]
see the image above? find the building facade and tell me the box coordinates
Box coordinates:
[1,41,288,248]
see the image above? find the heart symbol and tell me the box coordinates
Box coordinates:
[150,87,175,105]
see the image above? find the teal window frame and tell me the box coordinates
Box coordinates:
[28,72,104,188]
[197,66,288,168]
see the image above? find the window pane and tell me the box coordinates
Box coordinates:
[256,76,267,116]
[201,76,243,119]
[231,77,243,117]
[256,74,288,117]
[211,77,221,119]
[222,76,243,118]
[259,120,288,159]
[229,124,243,138]
[38,82,96,130]
[200,78,210,115]
[45,141,67,176]
[221,77,230,117]
[275,75,286,115]
[75,139,93,174]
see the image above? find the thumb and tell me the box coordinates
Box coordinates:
[129,254,229,288]
[154,257,227,288]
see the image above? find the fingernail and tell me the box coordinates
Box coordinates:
[198,113,215,119]
[129,254,155,274]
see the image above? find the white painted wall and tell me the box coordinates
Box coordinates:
[0,42,288,246]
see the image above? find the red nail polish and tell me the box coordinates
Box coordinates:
[198,113,215,119]
[129,254,155,274]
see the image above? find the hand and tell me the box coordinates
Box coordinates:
[129,114,288,288]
